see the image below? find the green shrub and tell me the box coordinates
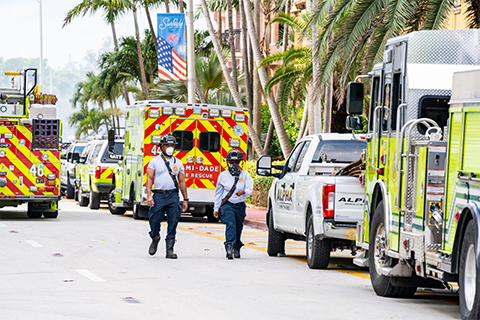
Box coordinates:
[245,160,285,208]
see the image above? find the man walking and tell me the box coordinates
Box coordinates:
[146,134,188,258]
[214,149,253,259]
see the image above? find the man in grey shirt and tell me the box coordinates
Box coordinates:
[146,134,189,258]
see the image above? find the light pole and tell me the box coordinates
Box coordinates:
[38,0,44,91]
[186,0,195,103]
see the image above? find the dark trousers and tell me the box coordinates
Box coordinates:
[221,202,246,248]
[148,192,181,239]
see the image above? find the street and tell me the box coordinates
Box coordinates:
[0,200,460,320]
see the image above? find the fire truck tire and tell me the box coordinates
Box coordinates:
[369,200,416,298]
[459,219,480,319]
[27,211,42,219]
[43,211,58,219]
[133,202,148,220]
[66,179,75,199]
[306,215,331,269]
[267,208,285,257]
[79,189,89,207]
[89,189,101,210]
[108,186,127,215]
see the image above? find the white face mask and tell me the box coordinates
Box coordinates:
[165,147,174,156]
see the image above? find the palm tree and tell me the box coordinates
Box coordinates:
[78,110,112,137]
[63,0,132,105]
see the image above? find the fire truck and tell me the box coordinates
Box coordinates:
[345,29,480,318]
[0,69,61,218]
[108,101,248,221]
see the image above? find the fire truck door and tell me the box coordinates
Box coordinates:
[170,118,196,188]
[193,119,223,189]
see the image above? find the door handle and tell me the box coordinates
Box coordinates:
[290,183,295,189]
[281,183,286,188]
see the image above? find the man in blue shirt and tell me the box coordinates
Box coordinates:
[214,149,253,259]
[146,134,189,259]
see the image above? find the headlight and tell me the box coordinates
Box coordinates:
[151,135,162,144]
[18,139,26,146]
[208,109,220,117]
[148,109,160,118]
[234,113,246,122]
[175,108,186,116]
[4,132,13,139]
[162,107,173,115]
[221,109,232,118]
[229,139,240,147]
[0,150,6,157]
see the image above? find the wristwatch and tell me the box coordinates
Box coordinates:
[184,198,189,201]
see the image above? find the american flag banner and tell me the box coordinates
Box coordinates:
[157,13,187,81]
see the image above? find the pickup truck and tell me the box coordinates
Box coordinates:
[256,133,366,269]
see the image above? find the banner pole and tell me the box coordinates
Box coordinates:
[187,0,195,103]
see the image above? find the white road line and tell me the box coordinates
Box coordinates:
[76,269,106,282]
[25,240,43,247]
[0,223,7,227]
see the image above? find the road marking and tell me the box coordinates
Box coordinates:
[25,240,43,247]
[0,222,7,227]
[76,269,106,282]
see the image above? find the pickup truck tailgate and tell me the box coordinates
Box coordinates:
[334,176,365,223]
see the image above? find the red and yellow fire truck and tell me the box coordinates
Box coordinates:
[107,101,248,221]
[0,69,61,218]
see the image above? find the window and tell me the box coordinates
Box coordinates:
[390,73,402,130]
[312,141,366,164]
[294,141,311,172]
[199,132,220,152]
[74,145,85,155]
[172,131,194,151]
[102,142,124,163]
[369,77,380,131]
[418,96,450,135]
[87,144,102,164]
[286,142,304,173]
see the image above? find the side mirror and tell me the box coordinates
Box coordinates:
[72,152,80,163]
[79,156,86,164]
[256,155,272,176]
[346,82,364,115]
[346,116,364,131]
[108,129,115,154]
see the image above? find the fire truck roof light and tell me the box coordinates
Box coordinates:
[148,109,160,118]
[175,107,186,116]
[151,135,162,144]
[234,113,246,122]
[221,109,232,118]
[209,109,220,117]
[229,138,240,148]
[162,107,173,115]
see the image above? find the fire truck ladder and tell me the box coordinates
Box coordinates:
[0,69,37,116]
[394,118,439,231]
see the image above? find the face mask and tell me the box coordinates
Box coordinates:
[165,147,174,156]
[228,162,241,176]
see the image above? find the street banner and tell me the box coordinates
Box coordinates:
[157,13,187,81]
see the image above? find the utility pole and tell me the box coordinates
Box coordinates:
[38,0,44,92]
[186,0,195,103]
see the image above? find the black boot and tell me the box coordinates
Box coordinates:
[225,243,234,259]
[149,233,160,256]
[165,238,178,259]
[234,247,241,259]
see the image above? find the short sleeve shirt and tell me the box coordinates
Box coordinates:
[147,156,185,190]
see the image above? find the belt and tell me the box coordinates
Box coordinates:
[227,201,244,206]
[152,189,176,194]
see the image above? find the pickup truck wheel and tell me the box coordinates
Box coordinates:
[108,186,127,215]
[78,188,89,207]
[66,179,74,199]
[267,209,285,256]
[460,219,480,319]
[368,200,416,298]
[306,215,331,269]
[133,202,149,220]
[89,188,101,210]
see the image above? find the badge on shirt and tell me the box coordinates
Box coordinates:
[239,177,244,182]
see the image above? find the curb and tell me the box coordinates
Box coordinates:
[244,219,267,230]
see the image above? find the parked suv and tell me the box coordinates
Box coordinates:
[61,141,87,199]
[77,139,124,209]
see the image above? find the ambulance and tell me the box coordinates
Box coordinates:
[0,68,61,218]
[108,101,248,221]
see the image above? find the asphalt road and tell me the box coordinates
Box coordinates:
[0,199,461,320]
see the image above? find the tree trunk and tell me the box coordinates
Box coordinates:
[297,105,308,140]
[200,0,265,156]
[133,6,150,100]
[243,0,292,158]
[144,5,158,52]
[165,0,170,13]
[111,22,130,105]
[240,0,252,115]
[307,84,314,135]
[195,76,207,103]
[312,0,322,134]
[263,119,274,154]
[252,0,262,154]
[217,11,223,43]
[179,0,185,13]
[227,0,239,92]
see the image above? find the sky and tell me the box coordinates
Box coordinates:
[0,0,207,70]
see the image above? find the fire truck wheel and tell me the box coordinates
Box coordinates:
[89,189,101,210]
[460,219,480,319]
[267,208,285,257]
[306,214,331,269]
[66,179,75,199]
[27,211,42,219]
[43,211,58,219]
[78,189,89,207]
[108,186,127,215]
[369,200,416,298]
[133,202,148,220]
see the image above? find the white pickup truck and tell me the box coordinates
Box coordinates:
[256,133,366,269]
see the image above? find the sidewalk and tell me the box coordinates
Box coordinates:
[245,205,267,230]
